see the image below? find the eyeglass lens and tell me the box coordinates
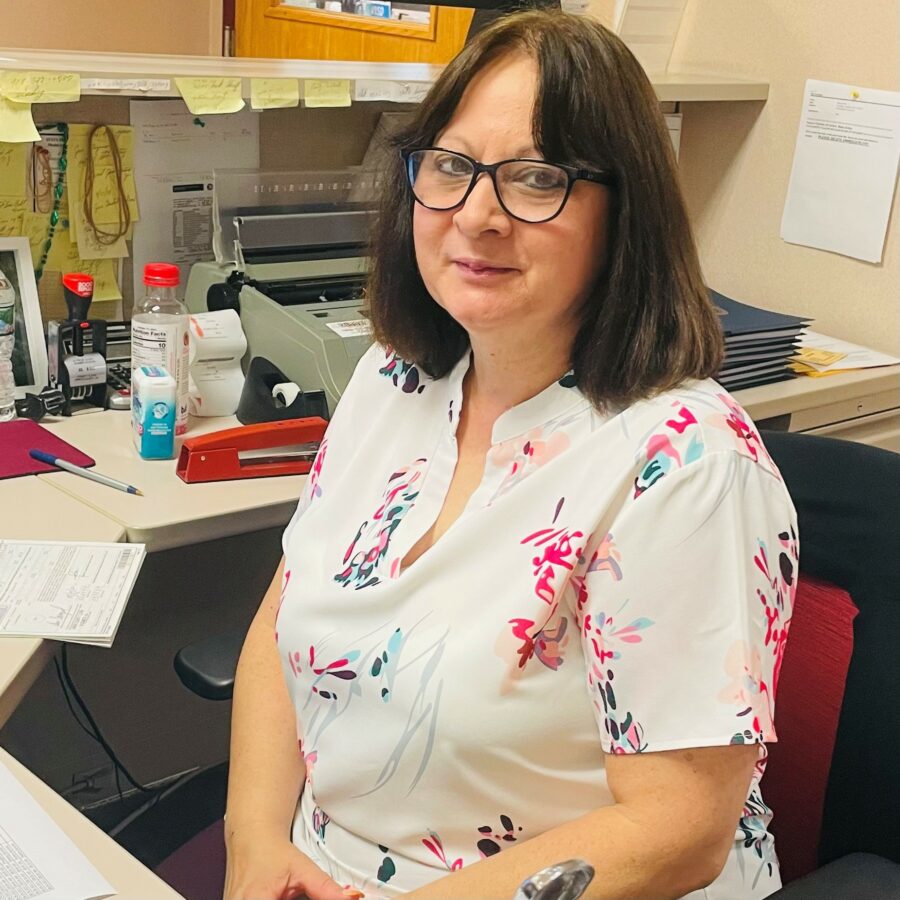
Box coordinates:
[407,149,570,222]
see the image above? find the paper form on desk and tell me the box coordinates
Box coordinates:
[792,330,900,375]
[781,80,900,262]
[0,541,145,647]
[0,755,115,900]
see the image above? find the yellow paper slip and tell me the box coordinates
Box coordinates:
[175,77,245,115]
[19,211,49,261]
[79,258,122,302]
[0,71,80,104]
[45,220,81,271]
[793,347,847,367]
[250,78,301,110]
[304,79,352,108]
[0,97,39,143]
[0,197,29,217]
[0,143,29,197]
[0,212,23,238]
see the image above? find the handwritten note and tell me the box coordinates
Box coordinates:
[66,124,135,259]
[175,77,245,115]
[0,71,80,104]
[0,143,29,196]
[45,220,81,271]
[19,211,49,262]
[304,79,352,108]
[0,98,39,143]
[250,78,300,110]
[354,80,430,103]
[81,77,171,93]
[0,197,29,217]
[0,211,22,238]
[79,258,122,301]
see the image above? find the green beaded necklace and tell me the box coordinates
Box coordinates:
[34,123,69,284]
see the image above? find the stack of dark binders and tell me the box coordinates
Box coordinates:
[709,288,810,391]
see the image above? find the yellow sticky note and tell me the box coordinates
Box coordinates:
[0,143,29,197]
[0,97,39,143]
[80,258,122,301]
[46,220,81,271]
[0,71,80,104]
[0,211,22,238]
[19,211,50,262]
[250,78,301,110]
[175,77,244,115]
[794,347,846,367]
[304,79,351,108]
[0,197,28,217]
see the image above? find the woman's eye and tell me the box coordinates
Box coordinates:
[435,155,470,176]
[519,168,565,190]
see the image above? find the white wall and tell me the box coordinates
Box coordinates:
[671,0,900,353]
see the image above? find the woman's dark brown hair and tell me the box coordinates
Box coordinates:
[366,9,723,411]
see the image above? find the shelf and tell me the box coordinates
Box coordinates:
[0,47,769,103]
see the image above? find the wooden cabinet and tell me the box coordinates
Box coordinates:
[237,0,474,62]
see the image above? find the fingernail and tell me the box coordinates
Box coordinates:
[343,890,364,899]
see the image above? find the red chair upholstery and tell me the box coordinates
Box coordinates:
[764,574,858,883]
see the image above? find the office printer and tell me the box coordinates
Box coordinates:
[185,168,379,415]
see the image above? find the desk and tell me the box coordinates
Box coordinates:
[0,478,181,899]
[736,365,900,450]
[0,478,124,729]
[39,412,306,551]
[1,749,181,899]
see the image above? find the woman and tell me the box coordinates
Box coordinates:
[225,11,797,900]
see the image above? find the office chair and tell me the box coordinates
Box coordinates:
[760,431,900,897]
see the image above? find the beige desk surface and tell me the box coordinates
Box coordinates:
[0,477,126,729]
[1,748,182,900]
[734,364,900,422]
[39,412,306,552]
[0,483,178,898]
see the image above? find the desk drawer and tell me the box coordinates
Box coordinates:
[789,388,899,432]
[802,408,900,452]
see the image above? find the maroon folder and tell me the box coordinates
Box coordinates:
[0,419,95,480]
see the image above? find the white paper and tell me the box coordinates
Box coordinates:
[188,309,248,416]
[325,318,374,338]
[129,99,259,176]
[781,80,900,262]
[0,541,145,647]
[0,756,115,899]
[82,78,170,93]
[798,330,900,371]
[132,172,216,302]
[353,80,430,104]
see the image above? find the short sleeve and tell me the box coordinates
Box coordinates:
[576,450,798,755]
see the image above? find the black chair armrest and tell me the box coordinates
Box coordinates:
[769,854,900,899]
[174,629,245,701]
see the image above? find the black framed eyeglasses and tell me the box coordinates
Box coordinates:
[402,147,614,224]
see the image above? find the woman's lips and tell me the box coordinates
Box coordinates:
[452,259,517,279]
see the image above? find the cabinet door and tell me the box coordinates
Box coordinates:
[237,0,473,62]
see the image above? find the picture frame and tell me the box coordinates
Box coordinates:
[0,236,47,399]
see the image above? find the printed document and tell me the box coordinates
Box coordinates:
[0,541,145,646]
[781,79,900,262]
[0,753,114,899]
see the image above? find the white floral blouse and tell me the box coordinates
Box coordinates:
[276,342,798,899]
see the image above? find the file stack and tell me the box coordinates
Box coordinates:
[709,289,810,391]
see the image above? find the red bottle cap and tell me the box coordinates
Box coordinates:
[62,273,94,297]
[143,263,180,287]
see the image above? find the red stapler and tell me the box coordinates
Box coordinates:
[176,418,327,483]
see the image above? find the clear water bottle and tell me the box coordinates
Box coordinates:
[0,267,17,422]
[131,263,190,435]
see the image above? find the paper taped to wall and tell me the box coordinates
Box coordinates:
[781,79,900,263]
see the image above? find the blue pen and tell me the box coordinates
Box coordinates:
[29,449,144,496]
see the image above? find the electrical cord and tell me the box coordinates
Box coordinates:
[57,645,155,795]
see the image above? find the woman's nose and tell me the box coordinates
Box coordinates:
[452,172,512,236]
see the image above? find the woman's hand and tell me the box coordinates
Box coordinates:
[224,828,363,900]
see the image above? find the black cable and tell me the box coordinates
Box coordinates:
[59,645,155,795]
